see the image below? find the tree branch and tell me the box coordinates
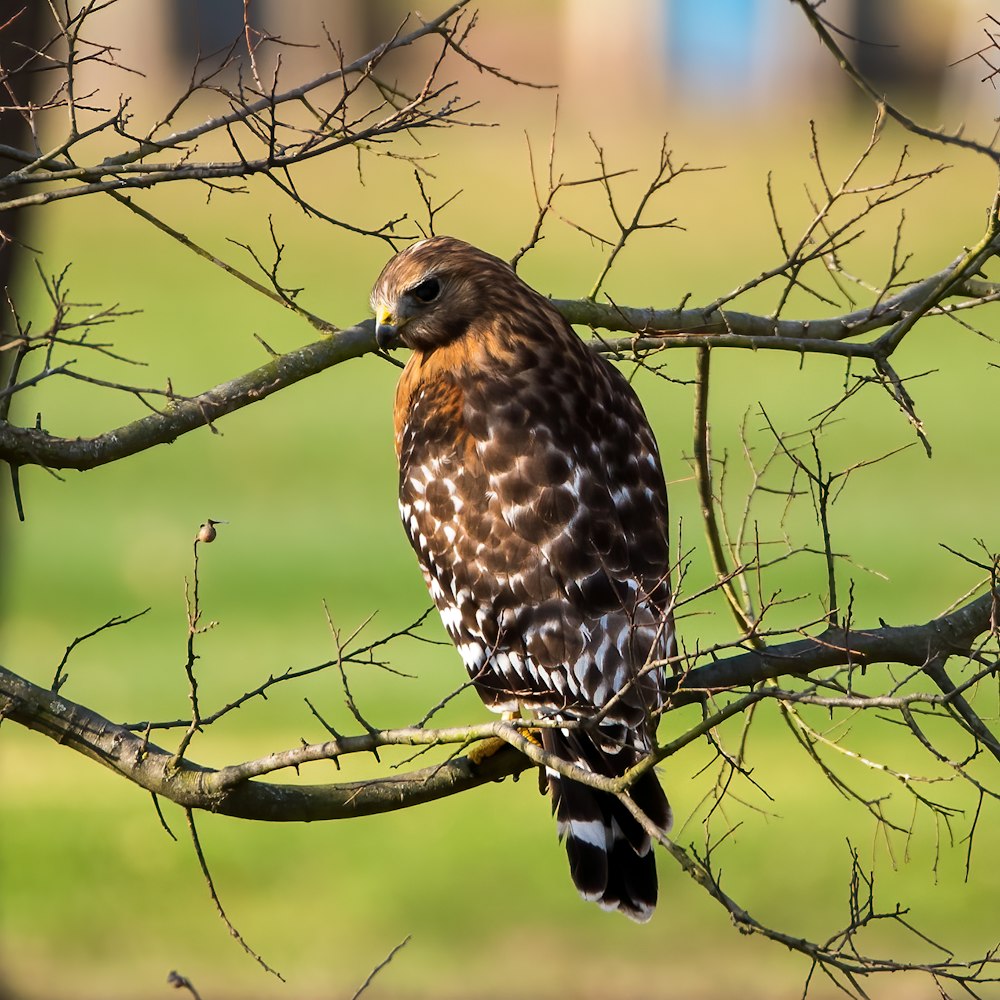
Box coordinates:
[671,588,997,701]
[4,253,998,475]
[552,266,999,346]
[1,587,995,819]
[0,322,373,470]
[0,662,532,820]
[792,0,1000,164]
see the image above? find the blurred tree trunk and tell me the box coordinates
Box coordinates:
[0,2,46,591]
[848,0,951,105]
[0,1,44,304]
[353,1,406,55]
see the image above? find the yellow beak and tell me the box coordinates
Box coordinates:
[375,305,399,349]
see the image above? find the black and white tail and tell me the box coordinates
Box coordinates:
[541,725,672,923]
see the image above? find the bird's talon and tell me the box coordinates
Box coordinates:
[468,725,540,766]
[468,736,506,766]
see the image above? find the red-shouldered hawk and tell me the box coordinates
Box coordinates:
[371,236,674,922]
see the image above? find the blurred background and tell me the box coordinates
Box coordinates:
[2,2,1000,998]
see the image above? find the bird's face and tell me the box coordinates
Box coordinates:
[370,236,513,352]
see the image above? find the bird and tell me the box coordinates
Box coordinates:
[370,236,675,922]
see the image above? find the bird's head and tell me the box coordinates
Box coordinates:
[370,235,520,352]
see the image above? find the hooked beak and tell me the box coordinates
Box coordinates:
[375,306,399,350]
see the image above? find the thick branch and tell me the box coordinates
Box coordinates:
[0,322,373,470]
[0,663,531,820]
[671,589,996,695]
[551,266,996,345]
[4,259,997,473]
[0,588,995,819]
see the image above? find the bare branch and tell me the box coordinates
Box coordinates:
[792,0,1000,164]
[184,809,284,980]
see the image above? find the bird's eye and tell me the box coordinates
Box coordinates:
[410,277,440,303]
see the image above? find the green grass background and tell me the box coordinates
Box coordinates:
[2,47,1000,1000]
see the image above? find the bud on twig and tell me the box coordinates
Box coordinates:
[196,519,227,544]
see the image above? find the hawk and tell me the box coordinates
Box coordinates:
[371,236,674,922]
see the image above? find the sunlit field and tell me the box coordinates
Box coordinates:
[3,9,1000,999]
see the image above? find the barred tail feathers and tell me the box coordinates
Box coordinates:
[541,725,671,923]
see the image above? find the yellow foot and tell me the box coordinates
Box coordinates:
[467,710,540,765]
[521,727,542,748]
[468,736,507,765]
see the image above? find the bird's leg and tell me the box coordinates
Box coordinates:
[467,707,540,765]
